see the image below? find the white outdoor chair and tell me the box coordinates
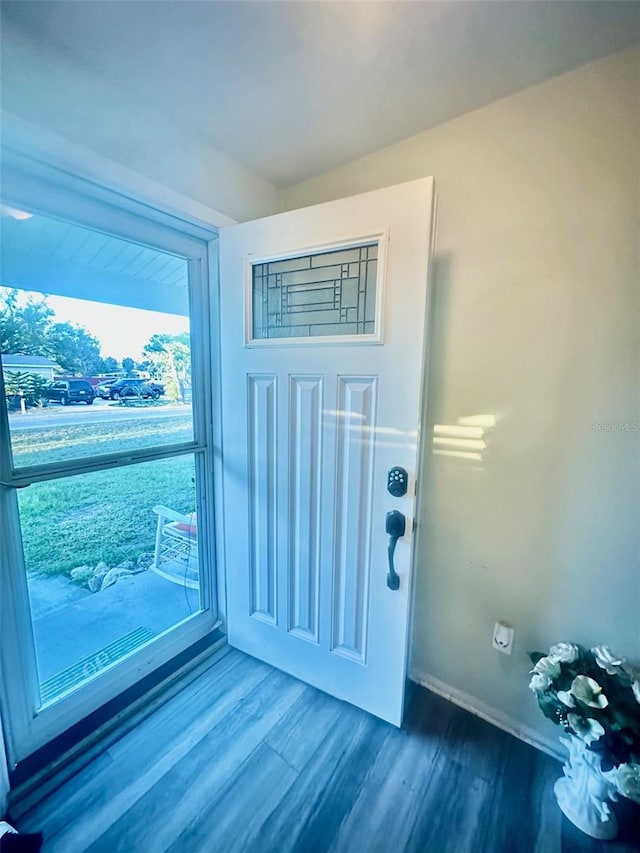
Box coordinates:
[151,505,199,589]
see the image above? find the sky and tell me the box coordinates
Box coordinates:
[47,296,190,362]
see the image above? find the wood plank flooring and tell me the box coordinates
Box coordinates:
[13,649,640,852]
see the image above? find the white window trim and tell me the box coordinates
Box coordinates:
[0,155,227,766]
[1,109,237,232]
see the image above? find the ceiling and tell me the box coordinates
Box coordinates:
[2,1,640,187]
[1,206,189,314]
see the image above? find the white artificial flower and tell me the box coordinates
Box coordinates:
[632,681,640,705]
[529,672,552,693]
[571,675,609,709]
[615,764,640,804]
[557,690,576,707]
[549,642,579,664]
[592,645,624,676]
[532,656,561,679]
[567,713,605,745]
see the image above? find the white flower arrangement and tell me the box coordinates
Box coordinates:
[570,675,609,709]
[549,642,579,664]
[529,642,640,804]
[612,763,640,802]
[592,645,624,676]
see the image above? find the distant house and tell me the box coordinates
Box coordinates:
[1,354,60,383]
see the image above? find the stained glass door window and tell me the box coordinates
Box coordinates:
[251,241,380,341]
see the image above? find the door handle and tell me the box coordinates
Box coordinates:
[385,510,405,590]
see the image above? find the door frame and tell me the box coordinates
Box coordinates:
[0,155,227,767]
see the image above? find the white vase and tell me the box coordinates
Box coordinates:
[554,735,619,840]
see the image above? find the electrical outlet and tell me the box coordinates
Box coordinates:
[492,622,514,655]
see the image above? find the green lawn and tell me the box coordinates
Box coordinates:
[14,412,196,576]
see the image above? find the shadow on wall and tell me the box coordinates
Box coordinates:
[425,253,453,432]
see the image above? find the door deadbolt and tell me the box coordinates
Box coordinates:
[387,466,408,498]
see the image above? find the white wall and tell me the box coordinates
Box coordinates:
[282,47,640,751]
[0,18,280,223]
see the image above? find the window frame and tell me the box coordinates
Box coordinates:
[0,161,224,765]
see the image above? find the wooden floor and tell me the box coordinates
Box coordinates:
[14,649,640,852]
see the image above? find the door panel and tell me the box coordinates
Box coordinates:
[220,178,435,725]
[332,375,377,663]
[246,373,277,623]
[288,374,322,643]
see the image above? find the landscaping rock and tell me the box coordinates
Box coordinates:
[100,567,133,591]
[60,556,152,594]
[136,553,154,571]
[70,565,93,585]
[85,563,110,591]
[87,574,103,593]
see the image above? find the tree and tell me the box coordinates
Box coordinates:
[142,333,191,403]
[121,357,135,376]
[46,323,102,375]
[0,288,54,355]
[98,356,120,374]
[0,288,104,376]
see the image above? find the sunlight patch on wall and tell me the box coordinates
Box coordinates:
[432,414,496,469]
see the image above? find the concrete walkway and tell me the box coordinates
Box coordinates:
[28,570,200,687]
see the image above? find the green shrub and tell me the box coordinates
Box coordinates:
[4,371,50,409]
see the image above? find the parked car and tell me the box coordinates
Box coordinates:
[95,379,117,399]
[45,380,95,406]
[108,378,165,400]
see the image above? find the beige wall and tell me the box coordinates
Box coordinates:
[282,47,640,750]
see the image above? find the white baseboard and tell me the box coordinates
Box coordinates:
[410,668,564,761]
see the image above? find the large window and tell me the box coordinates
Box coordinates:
[0,186,217,762]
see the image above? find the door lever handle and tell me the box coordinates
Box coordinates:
[385,510,405,590]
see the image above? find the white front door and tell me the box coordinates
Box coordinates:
[219,178,435,725]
